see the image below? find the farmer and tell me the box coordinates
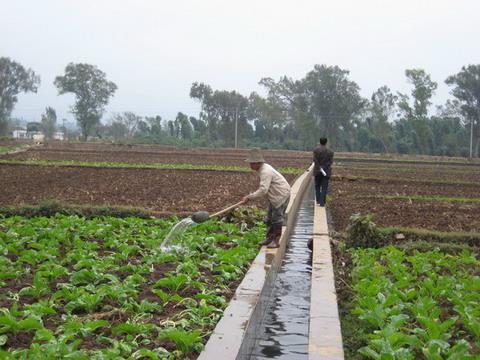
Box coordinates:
[241,148,291,248]
[313,137,334,206]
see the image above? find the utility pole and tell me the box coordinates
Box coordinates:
[470,117,474,159]
[234,107,238,148]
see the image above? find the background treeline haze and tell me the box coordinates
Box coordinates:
[2,58,479,157]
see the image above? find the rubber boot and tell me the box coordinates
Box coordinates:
[266,225,282,248]
[259,226,275,246]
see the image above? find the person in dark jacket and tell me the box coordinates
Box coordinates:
[313,137,334,206]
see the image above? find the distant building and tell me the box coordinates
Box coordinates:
[53,132,65,141]
[12,129,29,139]
[11,127,65,141]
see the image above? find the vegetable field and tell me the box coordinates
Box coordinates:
[0,142,307,358]
[331,157,480,358]
[2,141,479,358]
[0,214,263,358]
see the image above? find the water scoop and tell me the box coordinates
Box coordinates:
[191,200,245,223]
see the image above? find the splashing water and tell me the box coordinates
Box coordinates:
[160,218,195,251]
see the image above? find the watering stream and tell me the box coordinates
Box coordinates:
[249,186,314,359]
[160,217,195,250]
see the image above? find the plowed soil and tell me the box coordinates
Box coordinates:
[1,143,312,169]
[0,164,297,215]
[2,142,480,233]
[329,175,480,232]
[334,164,480,184]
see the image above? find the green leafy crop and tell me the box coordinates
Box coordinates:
[0,213,264,358]
[349,246,480,359]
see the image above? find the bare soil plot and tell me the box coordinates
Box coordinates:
[334,163,480,184]
[329,175,480,232]
[1,143,312,168]
[0,165,297,215]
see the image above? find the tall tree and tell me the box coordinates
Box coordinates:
[247,91,288,144]
[54,63,117,141]
[397,69,438,154]
[366,86,397,152]
[190,82,215,138]
[145,115,163,141]
[260,65,366,149]
[174,112,193,140]
[0,57,40,135]
[111,112,141,139]
[107,121,128,141]
[399,69,438,118]
[190,82,251,146]
[304,65,365,148]
[446,65,480,157]
[429,103,468,157]
[41,107,57,140]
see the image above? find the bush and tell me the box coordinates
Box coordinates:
[345,213,385,248]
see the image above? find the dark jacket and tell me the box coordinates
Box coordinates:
[313,144,334,177]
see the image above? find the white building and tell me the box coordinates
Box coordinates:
[12,129,29,139]
[12,128,65,141]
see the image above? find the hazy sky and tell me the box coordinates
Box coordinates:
[2,0,479,124]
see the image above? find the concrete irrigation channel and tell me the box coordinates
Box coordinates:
[199,166,344,360]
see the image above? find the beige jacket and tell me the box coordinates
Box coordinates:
[247,163,291,208]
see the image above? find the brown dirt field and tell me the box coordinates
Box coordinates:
[2,142,480,233]
[329,156,480,232]
[1,147,312,169]
[334,164,480,183]
[331,178,480,199]
[0,165,297,215]
[0,139,32,147]
[329,178,480,232]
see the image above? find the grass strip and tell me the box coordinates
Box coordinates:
[334,163,480,174]
[378,225,480,247]
[381,194,480,204]
[0,200,171,219]
[0,146,17,154]
[335,155,480,167]
[332,174,479,187]
[0,159,303,175]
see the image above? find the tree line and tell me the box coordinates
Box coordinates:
[1,57,479,157]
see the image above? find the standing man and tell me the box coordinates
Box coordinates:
[242,148,291,249]
[313,137,334,206]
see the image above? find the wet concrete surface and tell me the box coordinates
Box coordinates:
[250,186,314,359]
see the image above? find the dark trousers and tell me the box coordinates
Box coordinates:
[314,175,330,206]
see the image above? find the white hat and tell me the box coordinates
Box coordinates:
[245,148,265,163]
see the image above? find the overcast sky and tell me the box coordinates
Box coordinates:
[2,0,479,124]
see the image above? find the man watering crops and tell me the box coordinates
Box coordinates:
[241,148,291,249]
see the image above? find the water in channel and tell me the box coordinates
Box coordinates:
[250,186,314,359]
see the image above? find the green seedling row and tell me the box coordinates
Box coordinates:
[334,175,479,187]
[334,164,480,176]
[381,195,480,204]
[0,159,303,175]
[335,156,480,167]
[349,246,479,359]
[0,147,17,154]
[0,214,264,359]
